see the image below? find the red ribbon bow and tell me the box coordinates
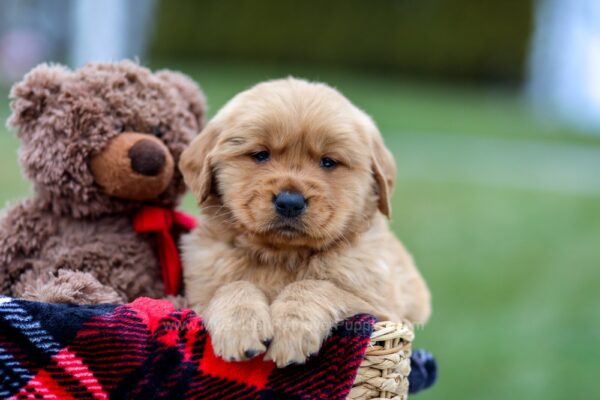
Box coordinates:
[133,206,197,295]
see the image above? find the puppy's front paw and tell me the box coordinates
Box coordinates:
[264,307,331,367]
[206,303,273,362]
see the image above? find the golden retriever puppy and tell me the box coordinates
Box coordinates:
[180,78,431,367]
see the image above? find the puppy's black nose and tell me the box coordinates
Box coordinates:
[129,139,166,176]
[274,191,306,218]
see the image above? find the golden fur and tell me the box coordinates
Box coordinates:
[180,78,431,367]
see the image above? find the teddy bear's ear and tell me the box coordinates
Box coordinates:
[156,70,206,131]
[8,63,70,129]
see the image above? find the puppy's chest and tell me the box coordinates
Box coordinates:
[234,259,309,298]
[235,249,384,299]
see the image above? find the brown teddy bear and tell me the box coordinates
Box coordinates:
[0,61,205,304]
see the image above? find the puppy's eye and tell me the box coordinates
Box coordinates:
[250,150,270,163]
[320,157,337,169]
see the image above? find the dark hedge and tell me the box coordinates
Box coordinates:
[150,0,533,82]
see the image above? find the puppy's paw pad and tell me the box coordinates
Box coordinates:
[264,343,312,368]
[244,349,260,359]
[210,332,268,362]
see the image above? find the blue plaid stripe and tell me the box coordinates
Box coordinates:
[0,297,61,354]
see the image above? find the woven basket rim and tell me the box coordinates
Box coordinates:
[349,319,413,400]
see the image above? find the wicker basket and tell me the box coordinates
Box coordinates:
[349,320,414,400]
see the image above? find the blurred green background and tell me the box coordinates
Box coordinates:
[1,1,600,399]
[152,0,533,81]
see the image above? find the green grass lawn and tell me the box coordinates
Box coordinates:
[1,61,599,399]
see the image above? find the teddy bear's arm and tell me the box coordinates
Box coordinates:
[13,269,123,304]
[0,200,57,296]
[9,230,159,304]
[0,201,121,304]
[42,220,164,303]
[0,202,155,304]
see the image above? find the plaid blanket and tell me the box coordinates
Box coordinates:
[0,296,375,399]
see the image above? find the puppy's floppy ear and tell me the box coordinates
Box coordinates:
[370,127,396,219]
[179,121,221,204]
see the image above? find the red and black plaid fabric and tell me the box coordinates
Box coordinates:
[0,296,374,399]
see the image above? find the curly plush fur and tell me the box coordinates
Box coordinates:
[0,61,205,304]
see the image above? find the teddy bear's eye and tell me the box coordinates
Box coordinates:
[115,123,126,133]
[152,126,164,138]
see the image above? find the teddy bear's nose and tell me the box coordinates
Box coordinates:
[129,139,167,176]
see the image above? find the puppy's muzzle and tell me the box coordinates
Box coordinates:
[273,191,306,218]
